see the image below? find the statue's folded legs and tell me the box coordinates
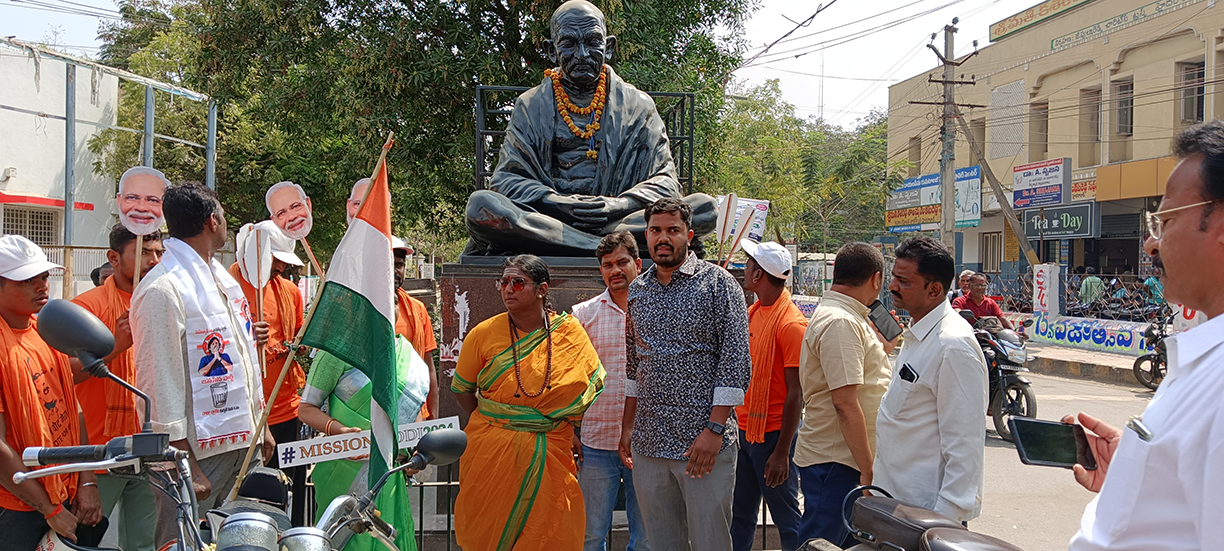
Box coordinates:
[463,189,717,258]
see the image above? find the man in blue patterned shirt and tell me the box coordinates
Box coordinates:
[618,197,752,551]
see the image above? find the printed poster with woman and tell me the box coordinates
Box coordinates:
[186,308,257,448]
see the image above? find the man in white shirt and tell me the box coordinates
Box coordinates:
[873,236,987,524]
[131,183,274,546]
[1066,121,1224,550]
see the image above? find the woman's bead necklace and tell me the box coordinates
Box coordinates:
[510,311,553,398]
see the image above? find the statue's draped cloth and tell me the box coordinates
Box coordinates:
[491,66,683,209]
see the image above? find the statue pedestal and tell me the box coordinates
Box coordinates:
[435,258,747,422]
[434,260,609,420]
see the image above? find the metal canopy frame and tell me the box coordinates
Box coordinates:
[474,85,697,195]
[0,37,216,297]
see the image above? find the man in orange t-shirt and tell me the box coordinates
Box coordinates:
[229,221,307,525]
[0,235,102,548]
[732,240,807,551]
[71,224,163,551]
[393,237,438,419]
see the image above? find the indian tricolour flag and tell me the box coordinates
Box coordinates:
[300,156,397,485]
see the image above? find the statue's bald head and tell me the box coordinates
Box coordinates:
[546,0,615,88]
[550,1,606,39]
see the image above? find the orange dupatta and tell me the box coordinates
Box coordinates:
[743,288,807,443]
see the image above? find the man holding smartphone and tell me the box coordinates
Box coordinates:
[1066,121,1224,550]
[794,242,895,546]
[874,236,987,525]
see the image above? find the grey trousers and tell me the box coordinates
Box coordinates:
[153,449,260,547]
[632,446,737,551]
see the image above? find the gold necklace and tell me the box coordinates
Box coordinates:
[510,312,553,398]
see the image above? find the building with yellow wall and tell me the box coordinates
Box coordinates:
[887,0,1218,281]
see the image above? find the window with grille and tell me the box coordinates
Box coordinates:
[1180,62,1205,123]
[982,232,1003,273]
[2,206,59,246]
[1114,81,1134,136]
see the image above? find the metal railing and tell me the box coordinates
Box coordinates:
[986,271,1170,322]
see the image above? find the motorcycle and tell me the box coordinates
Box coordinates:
[957,311,1037,442]
[20,299,467,551]
[798,486,1022,551]
[1133,314,1172,390]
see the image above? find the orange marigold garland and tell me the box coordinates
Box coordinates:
[545,65,607,159]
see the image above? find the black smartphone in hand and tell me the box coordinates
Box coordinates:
[868,300,903,342]
[1009,417,1098,470]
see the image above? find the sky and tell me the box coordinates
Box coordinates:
[1,0,1033,128]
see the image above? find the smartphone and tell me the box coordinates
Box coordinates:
[1009,417,1097,470]
[868,300,903,342]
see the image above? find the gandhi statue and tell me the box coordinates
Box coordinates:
[463,0,717,257]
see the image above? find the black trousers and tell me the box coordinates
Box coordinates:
[270,418,309,527]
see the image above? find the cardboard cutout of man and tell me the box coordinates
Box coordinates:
[116,167,169,236]
[265,181,314,240]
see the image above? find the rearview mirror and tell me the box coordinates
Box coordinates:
[1022,319,1034,328]
[415,428,468,467]
[36,299,115,376]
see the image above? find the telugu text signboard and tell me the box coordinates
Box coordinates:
[1051,0,1198,51]
[1022,202,1097,240]
[886,167,982,232]
[954,165,981,228]
[1013,158,1070,209]
[990,0,1095,42]
[1071,178,1096,202]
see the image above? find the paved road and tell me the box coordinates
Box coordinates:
[973,373,1152,551]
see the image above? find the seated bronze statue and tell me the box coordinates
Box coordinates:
[464,0,716,257]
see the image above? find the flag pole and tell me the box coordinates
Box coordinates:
[229,131,395,499]
[299,238,326,282]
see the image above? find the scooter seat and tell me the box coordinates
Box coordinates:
[920,527,1024,551]
[851,496,966,550]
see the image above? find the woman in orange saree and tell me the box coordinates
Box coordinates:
[453,255,604,551]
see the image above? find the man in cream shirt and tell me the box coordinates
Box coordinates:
[1066,122,1224,549]
[873,236,986,524]
[795,242,894,546]
[131,183,273,547]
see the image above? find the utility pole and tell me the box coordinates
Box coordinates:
[910,19,982,255]
[938,22,957,253]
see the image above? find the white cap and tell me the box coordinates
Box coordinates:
[740,240,792,280]
[0,235,62,281]
[259,220,304,267]
[391,236,414,255]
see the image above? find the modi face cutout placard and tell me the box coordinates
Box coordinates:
[265,181,314,240]
[117,166,170,235]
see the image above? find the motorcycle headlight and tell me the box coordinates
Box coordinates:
[1006,347,1028,364]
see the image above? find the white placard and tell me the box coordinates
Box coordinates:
[276,416,460,468]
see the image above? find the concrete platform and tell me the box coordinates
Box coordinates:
[1025,342,1144,388]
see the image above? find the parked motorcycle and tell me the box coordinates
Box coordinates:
[957,311,1037,442]
[798,486,1023,551]
[21,299,467,551]
[1133,314,1172,390]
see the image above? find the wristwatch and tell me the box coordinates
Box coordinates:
[705,420,726,436]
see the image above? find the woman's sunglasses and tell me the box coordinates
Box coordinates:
[494,277,530,292]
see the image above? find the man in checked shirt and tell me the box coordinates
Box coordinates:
[572,231,650,551]
[619,198,752,551]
